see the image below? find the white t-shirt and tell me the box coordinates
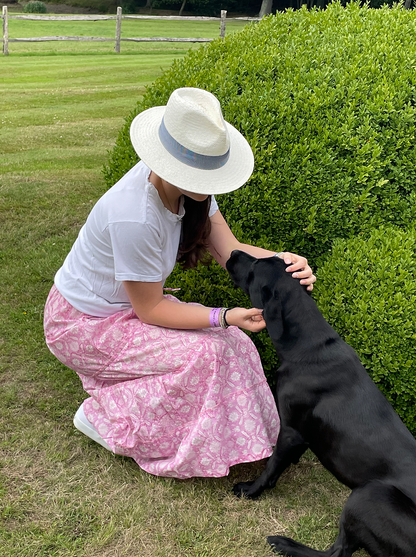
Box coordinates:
[55,161,218,317]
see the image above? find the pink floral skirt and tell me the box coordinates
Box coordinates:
[44,285,279,479]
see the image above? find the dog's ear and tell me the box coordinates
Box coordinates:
[261,285,273,304]
[262,286,284,341]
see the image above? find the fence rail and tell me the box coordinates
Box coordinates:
[1,7,259,55]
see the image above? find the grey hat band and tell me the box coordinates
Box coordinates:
[158,118,230,171]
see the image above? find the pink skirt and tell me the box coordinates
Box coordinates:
[44,285,279,479]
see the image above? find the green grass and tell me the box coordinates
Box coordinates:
[0,18,368,557]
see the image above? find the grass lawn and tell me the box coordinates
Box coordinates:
[0,17,368,557]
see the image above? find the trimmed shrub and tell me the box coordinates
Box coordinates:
[24,1,47,13]
[104,2,416,381]
[313,227,416,435]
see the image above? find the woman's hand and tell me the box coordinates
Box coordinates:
[279,252,316,291]
[226,307,266,333]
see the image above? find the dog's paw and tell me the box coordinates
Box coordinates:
[267,535,299,555]
[267,536,285,554]
[267,536,283,549]
[232,481,257,499]
[267,536,279,553]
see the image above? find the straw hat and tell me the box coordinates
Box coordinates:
[129,87,254,195]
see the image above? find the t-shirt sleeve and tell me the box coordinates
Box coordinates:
[107,221,163,282]
[209,195,219,217]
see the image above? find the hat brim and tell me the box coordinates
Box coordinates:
[129,106,254,195]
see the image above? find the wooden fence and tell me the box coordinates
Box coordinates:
[1,7,259,55]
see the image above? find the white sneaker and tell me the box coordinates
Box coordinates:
[73,403,112,451]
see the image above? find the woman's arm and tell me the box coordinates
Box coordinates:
[207,209,316,291]
[123,280,266,332]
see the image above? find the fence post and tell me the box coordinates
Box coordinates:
[115,6,122,53]
[220,10,226,39]
[3,6,9,56]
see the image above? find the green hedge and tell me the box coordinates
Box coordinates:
[24,1,47,12]
[313,227,416,434]
[104,2,416,382]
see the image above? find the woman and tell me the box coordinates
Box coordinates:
[44,88,316,479]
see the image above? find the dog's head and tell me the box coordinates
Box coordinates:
[227,250,336,357]
[226,250,292,305]
[226,250,306,343]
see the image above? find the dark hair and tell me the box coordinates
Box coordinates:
[177,196,212,269]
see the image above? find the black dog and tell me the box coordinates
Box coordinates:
[226,250,416,557]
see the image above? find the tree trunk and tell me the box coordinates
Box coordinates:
[179,0,187,16]
[404,0,412,8]
[259,0,273,18]
[145,0,152,8]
